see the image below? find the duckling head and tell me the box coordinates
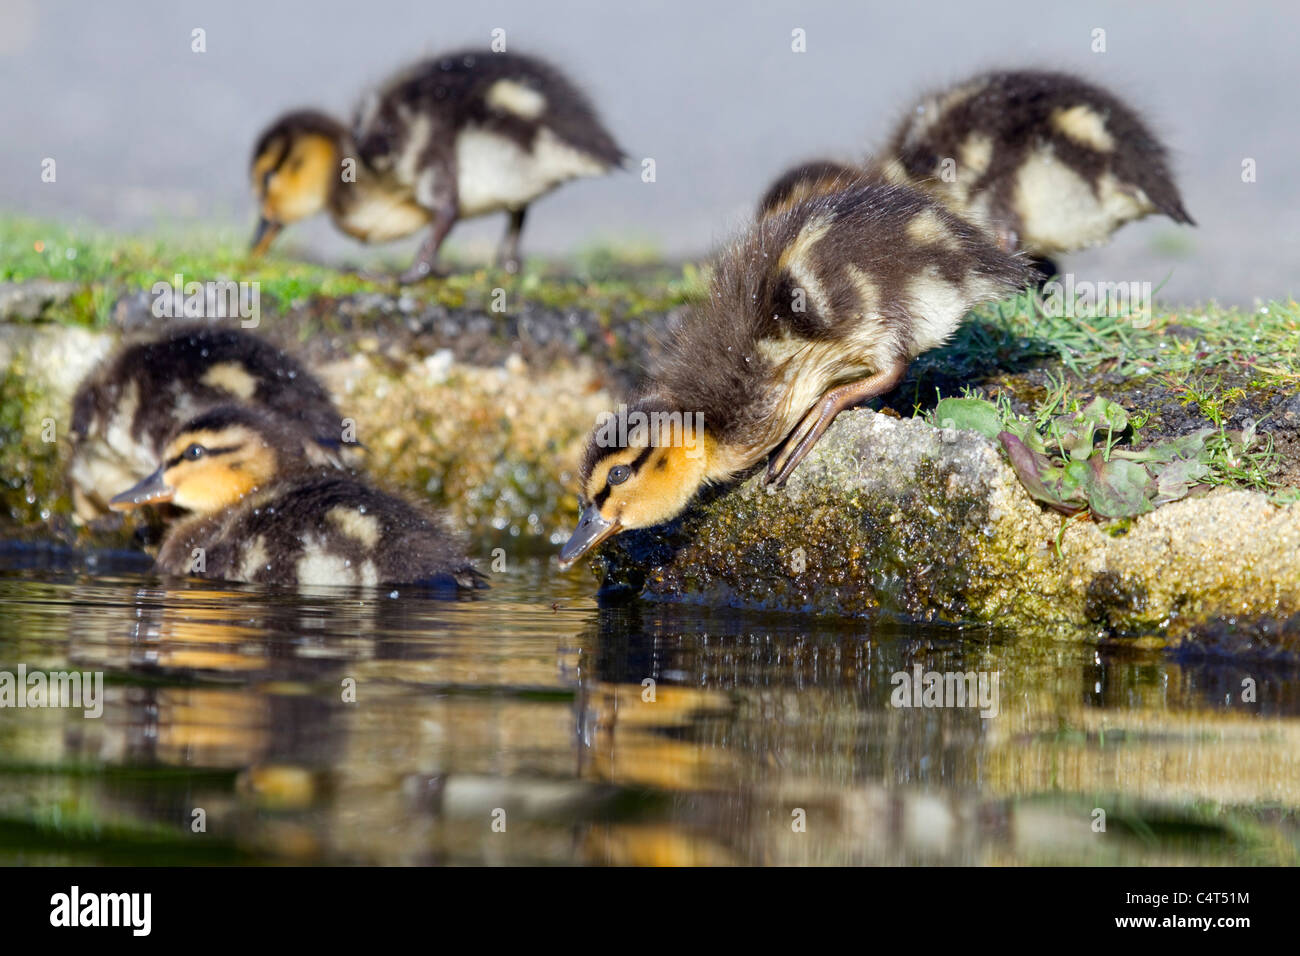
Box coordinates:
[249,111,347,255]
[559,403,714,569]
[758,160,861,218]
[108,406,297,515]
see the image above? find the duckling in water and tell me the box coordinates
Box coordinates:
[558,182,1033,568]
[874,70,1194,273]
[108,405,484,590]
[68,326,356,524]
[757,160,864,218]
[249,49,624,281]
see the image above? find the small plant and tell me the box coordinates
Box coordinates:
[929,392,1278,519]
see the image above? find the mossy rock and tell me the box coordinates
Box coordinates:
[593,411,1300,644]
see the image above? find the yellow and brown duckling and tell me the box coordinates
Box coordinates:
[756,159,866,218]
[68,325,357,524]
[558,181,1034,568]
[250,49,624,281]
[108,405,484,590]
[874,69,1194,273]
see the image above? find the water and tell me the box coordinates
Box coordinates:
[1,547,1296,865]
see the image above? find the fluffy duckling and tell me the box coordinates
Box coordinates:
[68,326,357,523]
[558,182,1033,568]
[250,49,624,280]
[757,159,865,218]
[874,70,1193,270]
[108,405,484,590]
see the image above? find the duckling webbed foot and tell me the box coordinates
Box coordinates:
[765,360,908,488]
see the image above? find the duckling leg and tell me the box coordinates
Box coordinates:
[765,360,908,488]
[398,199,459,284]
[496,207,527,274]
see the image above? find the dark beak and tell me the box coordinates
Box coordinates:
[108,467,174,511]
[557,504,620,570]
[250,217,282,257]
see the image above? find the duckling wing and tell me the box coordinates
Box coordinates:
[352,50,623,192]
[161,474,480,589]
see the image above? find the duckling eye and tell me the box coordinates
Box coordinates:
[607,465,632,485]
[184,443,206,461]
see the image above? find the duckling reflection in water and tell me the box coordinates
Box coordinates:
[249,49,624,281]
[559,182,1033,568]
[68,325,358,525]
[109,405,484,590]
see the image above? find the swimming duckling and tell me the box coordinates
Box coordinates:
[874,70,1193,271]
[757,159,865,218]
[558,182,1033,568]
[108,405,484,590]
[68,326,357,523]
[250,49,624,280]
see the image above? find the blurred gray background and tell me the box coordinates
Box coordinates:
[1,0,1296,304]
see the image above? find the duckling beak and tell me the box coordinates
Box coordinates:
[250,217,282,257]
[108,467,175,512]
[557,504,620,570]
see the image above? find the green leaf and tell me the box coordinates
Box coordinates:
[999,431,1085,514]
[1151,457,1211,504]
[1085,457,1156,519]
[1063,415,1097,460]
[1081,396,1129,434]
[932,397,1005,440]
[1059,459,1093,504]
[1115,427,1214,464]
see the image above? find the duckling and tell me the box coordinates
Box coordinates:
[873,70,1193,273]
[68,325,357,524]
[756,159,865,218]
[558,182,1033,568]
[250,49,624,281]
[108,405,484,590]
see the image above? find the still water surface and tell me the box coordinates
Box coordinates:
[1,547,1297,865]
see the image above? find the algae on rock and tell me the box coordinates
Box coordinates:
[594,410,1300,641]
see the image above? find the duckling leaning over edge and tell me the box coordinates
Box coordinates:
[872,69,1194,274]
[68,325,359,524]
[249,49,624,281]
[756,159,866,219]
[108,405,485,590]
[558,181,1035,568]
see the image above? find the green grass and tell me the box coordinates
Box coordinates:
[962,291,1300,386]
[0,217,700,328]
